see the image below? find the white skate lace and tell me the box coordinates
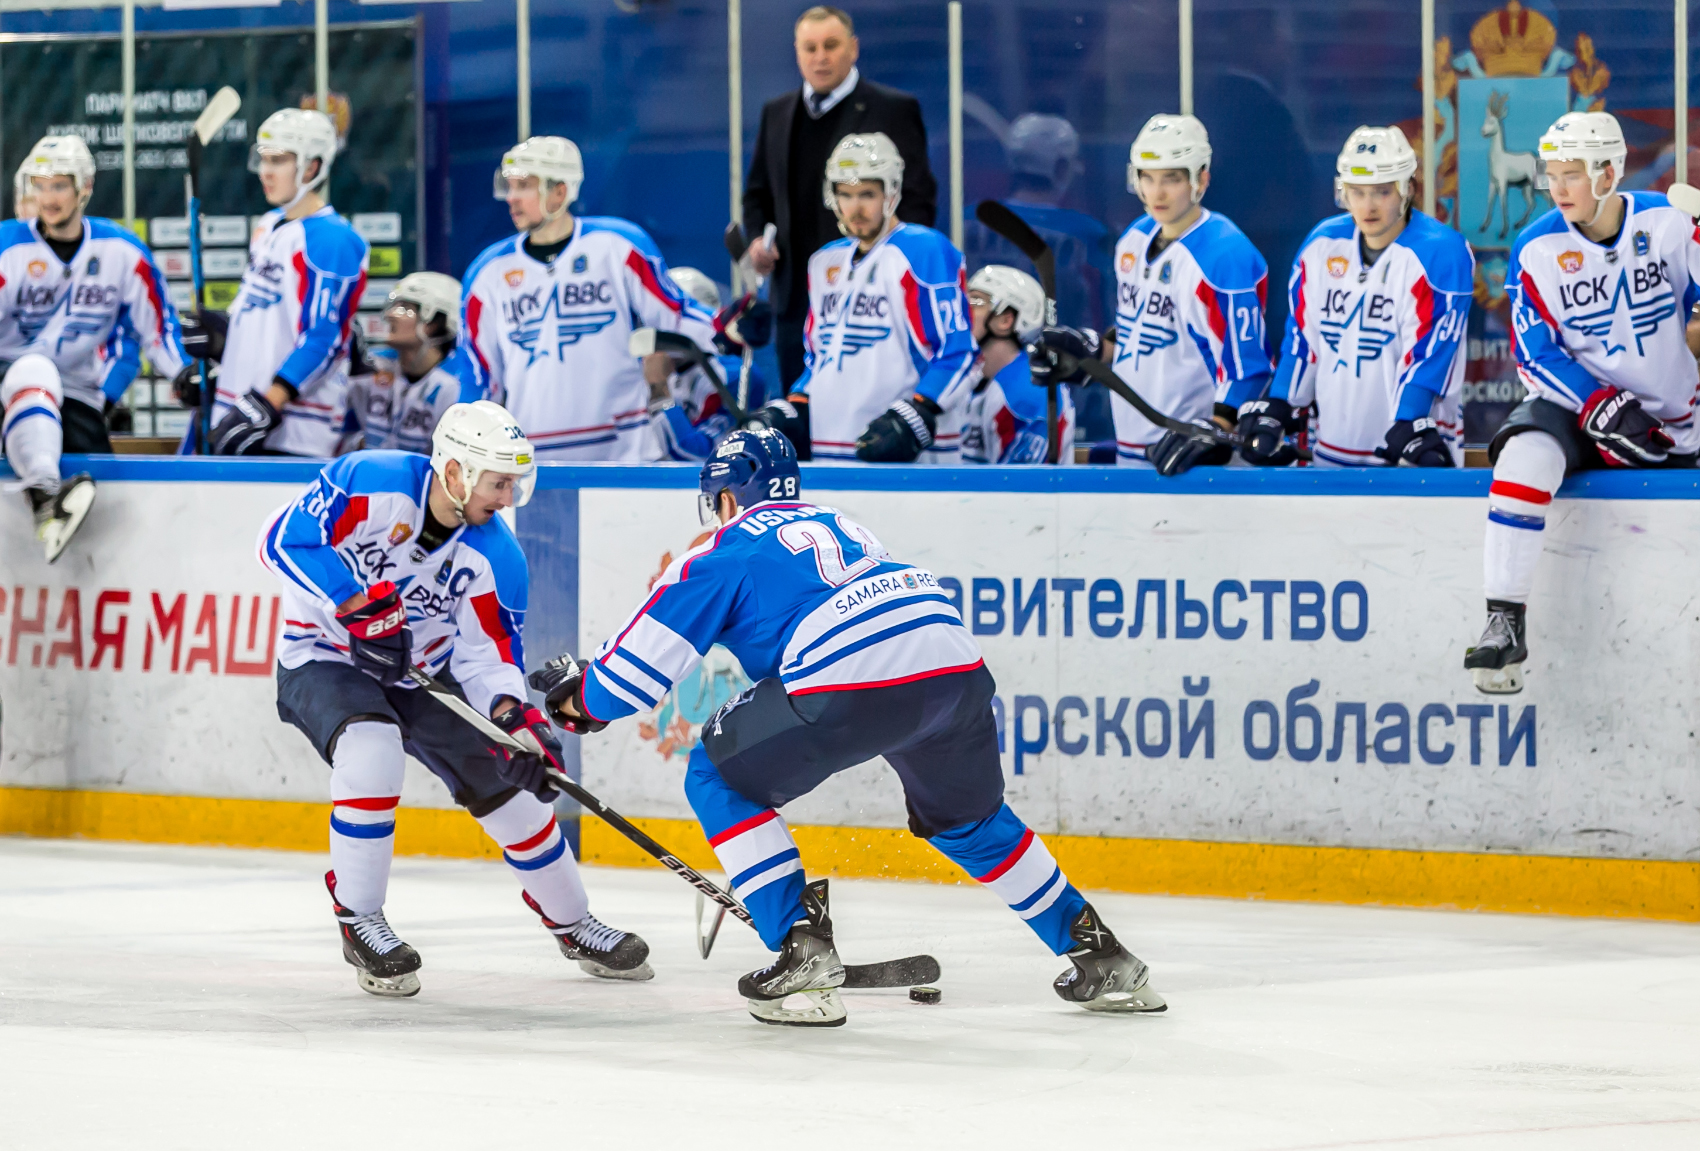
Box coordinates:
[565,915,625,954]
[346,910,406,955]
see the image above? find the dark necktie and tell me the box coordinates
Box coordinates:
[809,90,827,118]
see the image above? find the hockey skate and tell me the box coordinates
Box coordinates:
[522,891,653,980]
[1053,903,1166,1014]
[1464,600,1527,695]
[739,878,846,1027]
[29,473,95,564]
[326,871,421,998]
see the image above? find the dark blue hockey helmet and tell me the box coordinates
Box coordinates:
[699,427,800,524]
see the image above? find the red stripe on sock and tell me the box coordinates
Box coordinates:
[709,808,778,847]
[1490,480,1551,505]
[978,828,1035,883]
[507,816,559,854]
[334,796,399,811]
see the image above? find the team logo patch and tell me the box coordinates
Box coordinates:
[903,573,918,589]
[1634,230,1650,256]
[572,255,588,273]
[435,558,453,586]
[1119,252,1136,273]
[409,547,427,564]
[1557,250,1584,274]
[504,269,525,289]
[388,522,413,546]
[826,265,842,284]
[1327,255,1350,278]
[27,260,45,278]
[85,257,99,275]
[1158,262,1172,283]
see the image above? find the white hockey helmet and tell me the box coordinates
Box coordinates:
[249,109,338,203]
[669,266,721,312]
[19,135,96,208]
[387,271,463,341]
[1335,125,1419,206]
[822,132,904,221]
[1539,112,1627,222]
[431,401,537,517]
[495,136,584,221]
[968,265,1046,340]
[1127,114,1211,204]
[14,156,39,220]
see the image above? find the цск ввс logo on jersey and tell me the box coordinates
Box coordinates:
[505,282,617,363]
[1560,267,1677,356]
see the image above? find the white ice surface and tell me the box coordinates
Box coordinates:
[1,839,1697,1150]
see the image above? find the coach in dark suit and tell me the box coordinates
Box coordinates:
[743,5,937,386]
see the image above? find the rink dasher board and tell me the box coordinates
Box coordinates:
[0,458,1696,866]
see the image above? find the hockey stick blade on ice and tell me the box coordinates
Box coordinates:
[629,327,748,425]
[975,200,1062,462]
[187,85,241,454]
[405,666,939,988]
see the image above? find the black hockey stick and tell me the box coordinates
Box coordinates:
[629,327,749,426]
[975,201,1062,463]
[404,667,940,989]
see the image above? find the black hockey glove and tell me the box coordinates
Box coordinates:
[1028,326,1101,386]
[714,295,774,354]
[336,581,412,686]
[528,654,610,736]
[744,395,811,460]
[179,308,228,364]
[1376,417,1455,467]
[171,364,203,409]
[491,703,563,802]
[1235,397,1301,466]
[104,398,134,434]
[856,395,941,463]
[1147,423,1233,477]
[210,387,281,455]
[1579,386,1674,467]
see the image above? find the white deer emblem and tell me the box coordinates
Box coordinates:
[1480,90,1548,239]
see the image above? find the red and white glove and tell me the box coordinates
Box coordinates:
[1579,386,1674,467]
[492,704,564,801]
[336,581,411,685]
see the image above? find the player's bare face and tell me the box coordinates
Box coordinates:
[967,291,1015,343]
[504,176,568,232]
[258,152,301,206]
[795,17,858,95]
[1137,169,1199,228]
[834,182,886,245]
[384,307,423,352]
[1546,159,1607,224]
[1344,183,1405,244]
[30,176,80,230]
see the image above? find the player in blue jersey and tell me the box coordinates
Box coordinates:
[530,428,1164,1027]
[258,401,650,997]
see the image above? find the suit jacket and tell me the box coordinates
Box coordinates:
[743,76,938,310]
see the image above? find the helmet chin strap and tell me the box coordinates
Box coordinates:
[1587,164,1621,229]
[440,460,479,523]
[528,180,572,232]
[277,156,328,215]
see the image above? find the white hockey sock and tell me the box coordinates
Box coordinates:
[1484,432,1566,603]
[2,401,62,491]
[476,792,589,927]
[327,720,406,916]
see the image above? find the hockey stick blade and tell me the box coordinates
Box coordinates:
[723,222,750,262]
[975,200,1057,306]
[841,954,941,989]
[195,86,241,146]
[1670,182,1700,221]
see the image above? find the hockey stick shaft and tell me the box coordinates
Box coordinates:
[630,328,749,425]
[974,201,1062,463]
[186,87,240,455]
[1069,353,1312,462]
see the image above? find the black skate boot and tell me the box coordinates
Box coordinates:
[1053,902,1166,1013]
[1464,599,1527,695]
[522,891,653,980]
[326,871,421,998]
[28,473,95,564]
[738,878,846,1027]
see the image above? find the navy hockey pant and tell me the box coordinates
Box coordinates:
[685,665,1086,953]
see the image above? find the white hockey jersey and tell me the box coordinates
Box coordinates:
[0,216,187,411]
[343,346,475,454]
[1109,209,1272,463]
[214,206,369,458]
[796,224,976,462]
[258,450,528,716]
[1508,192,1700,450]
[461,217,718,460]
[960,353,1075,465]
[1273,210,1474,467]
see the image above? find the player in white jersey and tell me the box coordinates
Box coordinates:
[343,272,473,453]
[1467,113,1700,693]
[260,402,650,996]
[0,135,188,562]
[646,265,770,460]
[204,108,369,457]
[961,265,1074,464]
[748,133,976,463]
[1240,126,1474,468]
[1097,115,1272,474]
[462,136,717,460]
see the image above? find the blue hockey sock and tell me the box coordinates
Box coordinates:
[929,804,1086,955]
[684,745,804,951]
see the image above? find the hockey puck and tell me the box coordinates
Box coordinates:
[909,986,942,1004]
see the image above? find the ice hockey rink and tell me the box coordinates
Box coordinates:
[0,839,1694,1150]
